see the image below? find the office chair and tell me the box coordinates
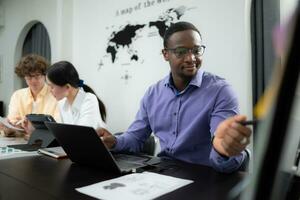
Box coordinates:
[114,132,156,156]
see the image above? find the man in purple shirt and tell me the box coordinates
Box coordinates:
[98,21,251,173]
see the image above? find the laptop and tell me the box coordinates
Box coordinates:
[44,122,151,174]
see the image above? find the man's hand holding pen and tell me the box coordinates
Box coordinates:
[14,118,25,127]
[0,118,19,137]
[1,117,35,140]
[212,115,252,157]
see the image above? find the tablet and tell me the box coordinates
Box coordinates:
[26,114,55,129]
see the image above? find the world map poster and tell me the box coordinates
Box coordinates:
[98,0,198,81]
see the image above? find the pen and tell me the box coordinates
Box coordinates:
[15,119,24,126]
[239,120,258,126]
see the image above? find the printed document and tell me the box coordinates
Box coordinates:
[76,171,193,200]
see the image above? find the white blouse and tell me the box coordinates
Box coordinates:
[58,89,106,129]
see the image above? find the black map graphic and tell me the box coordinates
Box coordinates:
[103,6,188,64]
[106,24,145,63]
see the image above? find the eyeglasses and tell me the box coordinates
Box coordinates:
[24,74,44,81]
[165,45,206,58]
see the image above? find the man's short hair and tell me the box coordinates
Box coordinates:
[15,54,49,78]
[163,21,202,48]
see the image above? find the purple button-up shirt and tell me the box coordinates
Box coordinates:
[114,69,247,173]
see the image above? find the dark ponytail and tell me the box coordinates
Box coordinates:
[47,61,106,122]
[82,84,106,122]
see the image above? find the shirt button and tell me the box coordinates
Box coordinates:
[174,112,177,116]
[166,148,170,151]
[173,131,176,135]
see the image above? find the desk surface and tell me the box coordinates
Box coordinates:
[0,155,246,200]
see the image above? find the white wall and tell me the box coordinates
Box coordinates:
[0,0,253,133]
[0,0,73,110]
[280,0,298,22]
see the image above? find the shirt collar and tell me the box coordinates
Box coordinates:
[164,68,204,89]
[38,84,49,97]
[26,84,48,99]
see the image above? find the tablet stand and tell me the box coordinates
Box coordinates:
[8,126,58,151]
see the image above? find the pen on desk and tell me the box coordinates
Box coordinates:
[239,120,258,126]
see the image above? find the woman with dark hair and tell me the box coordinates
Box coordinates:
[46,61,106,129]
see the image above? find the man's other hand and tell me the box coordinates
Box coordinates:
[96,128,117,149]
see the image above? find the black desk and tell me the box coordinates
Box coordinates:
[0,155,246,200]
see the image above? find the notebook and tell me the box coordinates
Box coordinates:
[44,122,150,174]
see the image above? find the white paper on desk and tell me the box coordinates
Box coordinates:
[0,116,24,131]
[76,172,193,200]
[0,136,27,148]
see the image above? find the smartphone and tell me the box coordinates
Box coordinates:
[38,147,67,159]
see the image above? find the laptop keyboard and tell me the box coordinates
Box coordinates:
[114,154,149,171]
[114,154,149,162]
[116,161,144,170]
